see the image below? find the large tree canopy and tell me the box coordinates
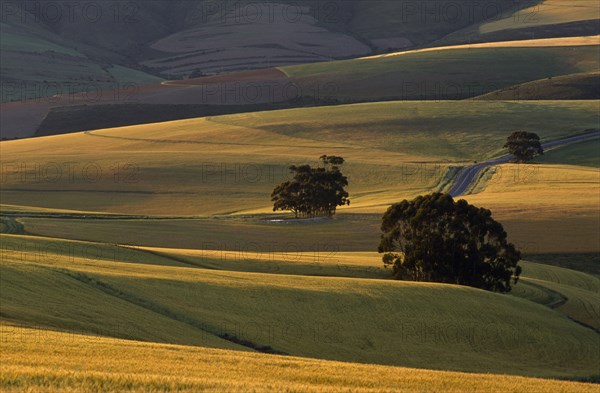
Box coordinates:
[504,131,544,163]
[271,155,350,218]
[378,193,521,293]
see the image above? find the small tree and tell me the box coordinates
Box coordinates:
[271,156,350,218]
[504,132,544,163]
[378,193,521,293]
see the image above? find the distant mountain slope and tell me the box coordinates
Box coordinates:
[0,21,162,102]
[433,0,600,45]
[2,37,598,139]
[1,0,526,87]
[480,0,599,35]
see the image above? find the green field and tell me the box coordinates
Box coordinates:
[432,1,600,46]
[4,325,598,393]
[475,72,600,100]
[1,95,599,390]
[536,138,600,167]
[479,0,600,34]
[281,43,599,101]
[1,234,599,380]
[1,101,598,261]
[1,100,597,215]
[2,2,600,390]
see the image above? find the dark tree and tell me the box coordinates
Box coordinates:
[378,193,521,293]
[271,156,350,218]
[320,155,345,167]
[189,69,206,78]
[504,132,544,163]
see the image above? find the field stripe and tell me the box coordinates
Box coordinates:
[361,35,600,60]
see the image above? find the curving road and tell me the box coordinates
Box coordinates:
[449,130,600,197]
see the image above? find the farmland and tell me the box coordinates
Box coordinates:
[4,324,599,393]
[1,100,598,218]
[282,37,600,102]
[1,2,599,391]
[1,234,599,378]
[2,113,599,392]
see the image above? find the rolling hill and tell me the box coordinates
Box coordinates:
[3,324,598,392]
[2,5,600,389]
[433,0,600,45]
[0,22,163,102]
[1,101,598,261]
[1,100,598,216]
[478,0,600,38]
[1,0,528,83]
[281,36,600,102]
[1,234,599,380]
[3,36,598,139]
[474,72,600,100]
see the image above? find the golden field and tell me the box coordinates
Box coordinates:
[1,234,599,379]
[3,325,599,393]
[1,99,599,391]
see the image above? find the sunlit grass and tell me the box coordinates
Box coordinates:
[3,325,598,393]
[1,234,599,378]
[1,101,597,216]
[480,1,600,33]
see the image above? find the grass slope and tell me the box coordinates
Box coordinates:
[480,0,600,34]
[3,325,599,393]
[475,72,600,100]
[465,164,600,254]
[1,234,599,379]
[1,100,597,215]
[2,101,598,258]
[0,23,162,103]
[281,38,599,102]
[433,1,600,46]
[535,138,600,167]
[466,164,600,220]
[513,262,600,330]
[0,235,245,351]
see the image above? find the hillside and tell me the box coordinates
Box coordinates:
[475,72,600,100]
[281,36,600,102]
[3,324,598,392]
[1,100,598,215]
[3,36,598,139]
[536,138,600,167]
[1,101,598,264]
[0,22,162,101]
[0,68,294,139]
[1,234,599,379]
[2,6,600,389]
[478,0,600,38]
[0,0,535,107]
[433,0,600,45]
[1,1,526,83]
[2,113,598,370]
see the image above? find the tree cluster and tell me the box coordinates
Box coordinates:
[271,155,350,218]
[504,131,544,163]
[378,193,521,293]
